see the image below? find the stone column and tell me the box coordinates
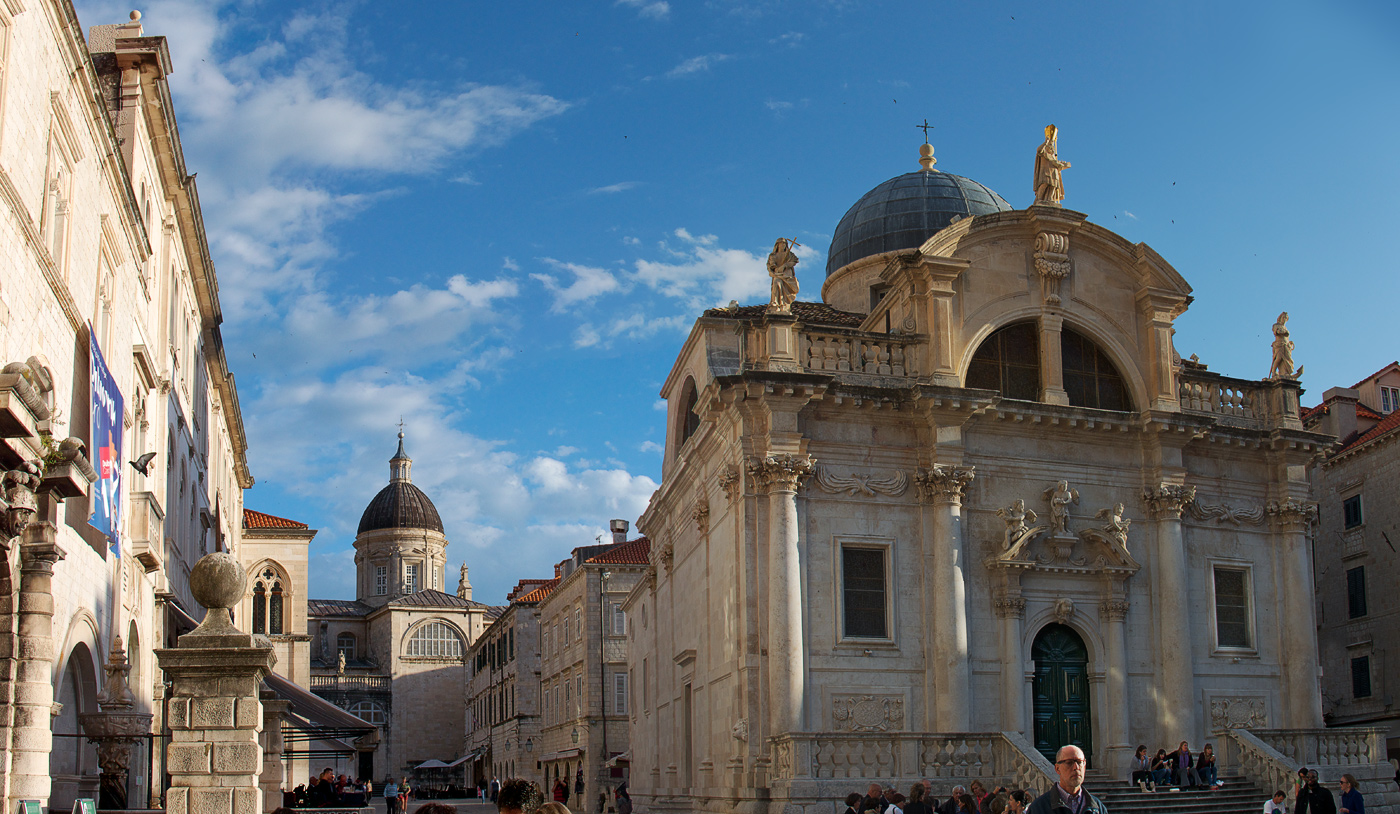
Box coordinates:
[259,691,290,812]
[1142,484,1196,742]
[1268,499,1325,728]
[746,454,814,736]
[156,552,276,814]
[1100,598,1131,772]
[1037,313,1069,405]
[917,465,975,731]
[8,523,66,809]
[994,592,1027,733]
[79,636,154,810]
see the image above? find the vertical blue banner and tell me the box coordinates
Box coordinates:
[89,328,123,553]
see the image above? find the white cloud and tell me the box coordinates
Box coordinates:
[766,100,794,112]
[634,228,822,308]
[589,181,640,195]
[1124,211,1138,220]
[450,173,481,185]
[623,236,641,246]
[666,54,732,78]
[573,324,602,348]
[554,446,581,457]
[616,0,670,19]
[502,257,520,271]
[652,399,667,411]
[532,259,622,312]
[639,440,663,455]
[770,32,804,46]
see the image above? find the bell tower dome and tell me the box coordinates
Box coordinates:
[352,432,451,607]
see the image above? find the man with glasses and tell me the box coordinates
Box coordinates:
[1027,745,1108,813]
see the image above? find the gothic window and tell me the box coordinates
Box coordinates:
[407,621,463,658]
[1212,566,1252,650]
[269,579,284,635]
[841,546,889,639]
[966,322,1040,401]
[348,700,385,726]
[252,582,266,634]
[337,632,356,661]
[375,565,387,596]
[1061,327,1131,411]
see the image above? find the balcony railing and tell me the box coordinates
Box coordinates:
[802,329,918,378]
[1178,372,1264,425]
[769,731,1054,790]
[129,491,164,573]
[311,674,391,693]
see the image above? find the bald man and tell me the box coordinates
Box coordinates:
[1026,745,1108,813]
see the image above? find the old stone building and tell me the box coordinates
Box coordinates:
[627,138,1397,813]
[1305,362,1400,762]
[0,5,253,813]
[306,433,498,780]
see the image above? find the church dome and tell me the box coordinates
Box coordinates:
[356,433,445,534]
[826,169,1013,277]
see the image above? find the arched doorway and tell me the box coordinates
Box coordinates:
[1031,624,1092,765]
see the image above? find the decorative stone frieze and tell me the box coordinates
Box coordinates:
[1187,499,1265,526]
[1034,231,1072,304]
[831,694,905,733]
[745,454,815,494]
[1142,483,1196,519]
[914,464,975,504]
[1266,498,1317,530]
[1208,696,1268,730]
[813,466,908,497]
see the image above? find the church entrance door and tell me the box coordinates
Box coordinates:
[1031,624,1092,765]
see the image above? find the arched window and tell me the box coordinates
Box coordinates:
[678,377,700,450]
[1061,327,1130,411]
[252,582,266,634]
[348,700,385,726]
[337,632,357,661]
[966,322,1040,401]
[269,581,284,635]
[407,621,463,658]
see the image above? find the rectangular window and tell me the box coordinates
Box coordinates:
[842,546,888,639]
[1347,566,1368,619]
[565,675,572,706]
[1352,656,1372,699]
[613,672,628,715]
[405,564,419,593]
[612,603,626,635]
[1381,386,1399,413]
[1213,567,1252,649]
[564,616,571,646]
[1344,495,1363,529]
[642,658,649,710]
[576,676,582,712]
[375,566,387,595]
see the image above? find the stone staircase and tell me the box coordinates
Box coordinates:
[1082,769,1270,814]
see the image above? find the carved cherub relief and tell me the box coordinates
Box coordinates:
[996,499,1038,551]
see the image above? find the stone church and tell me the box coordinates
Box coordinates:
[626,135,1394,813]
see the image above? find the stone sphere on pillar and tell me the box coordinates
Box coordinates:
[189,551,247,610]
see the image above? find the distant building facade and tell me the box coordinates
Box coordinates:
[1305,361,1400,762]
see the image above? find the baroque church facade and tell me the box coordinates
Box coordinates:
[625,137,1395,812]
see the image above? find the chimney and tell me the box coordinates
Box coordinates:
[610,519,629,545]
[1320,387,1360,443]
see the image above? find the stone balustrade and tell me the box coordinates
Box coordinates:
[769,731,1055,794]
[309,674,391,692]
[1221,727,1400,809]
[1251,727,1386,767]
[1178,372,1263,423]
[803,330,917,378]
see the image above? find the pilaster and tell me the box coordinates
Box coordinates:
[1142,483,1196,742]
[9,523,65,808]
[1268,498,1324,727]
[916,464,975,730]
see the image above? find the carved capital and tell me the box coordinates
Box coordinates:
[691,495,710,534]
[1099,599,1130,622]
[1267,498,1317,530]
[915,465,975,504]
[717,464,740,501]
[745,454,815,493]
[993,595,1026,619]
[1142,484,1196,519]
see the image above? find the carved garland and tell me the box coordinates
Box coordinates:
[1187,500,1266,526]
[813,466,908,497]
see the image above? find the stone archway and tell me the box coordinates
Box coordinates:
[52,641,101,810]
[1031,624,1093,765]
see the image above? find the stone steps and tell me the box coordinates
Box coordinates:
[1081,772,1269,814]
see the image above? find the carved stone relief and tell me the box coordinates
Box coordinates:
[717,464,740,501]
[1267,498,1317,530]
[830,694,905,733]
[995,499,1037,551]
[814,466,908,497]
[692,495,710,534]
[1052,598,1075,624]
[1209,696,1268,731]
[914,465,975,504]
[745,454,816,493]
[1034,231,1071,304]
[1143,484,1196,519]
[1187,500,1265,526]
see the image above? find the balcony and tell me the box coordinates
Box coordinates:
[311,674,391,694]
[129,491,165,573]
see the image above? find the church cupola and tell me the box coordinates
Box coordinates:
[390,431,412,483]
[354,431,452,606]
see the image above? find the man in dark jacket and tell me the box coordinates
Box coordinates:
[1302,771,1336,814]
[858,783,884,814]
[1026,745,1109,814]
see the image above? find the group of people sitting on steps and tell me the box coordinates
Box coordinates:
[1127,740,1224,791]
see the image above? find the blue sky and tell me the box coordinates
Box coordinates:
[75,0,1400,604]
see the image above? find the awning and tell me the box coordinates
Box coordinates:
[445,755,471,768]
[416,759,450,769]
[542,748,582,761]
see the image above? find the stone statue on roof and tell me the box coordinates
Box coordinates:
[1034,124,1071,206]
[767,237,800,313]
[1269,311,1303,380]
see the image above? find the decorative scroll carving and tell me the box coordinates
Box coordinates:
[745,454,816,493]
[996,499,1038,551]
[1188,500,1266,526]
[1052,598,1075,624]
[831,694,905,733]
[1042,480,1079,534]
[993,594,1026,619]
[1267,498,1317,530]
[814,466,908,497]
[1034,231,1071,304]
[717,464,740,501]
[915,465,975,504]
[1100,599,1130,622]
[1209,696,1268,731]
[692,495,710,534]
[1142,484,1196,519]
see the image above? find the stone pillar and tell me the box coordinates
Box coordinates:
[1268,499,1325,728]
[1143,484,1196,742]
[917,465,975,731]
[259,691,290,812]
[8,523,65,808]
[156,552,276,814]
[746,454,814,736]
[1038,313,1069,406]
[1100,598,1131,773]
[994,592,1027,733]
[79,636,154,810]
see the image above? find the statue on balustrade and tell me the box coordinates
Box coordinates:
[1269,311,1303,380]
[767,237,800,313]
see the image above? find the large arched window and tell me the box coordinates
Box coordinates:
[677,377,700,451]
[1061,327,1130,411]
[348,700,386,726]
[406,621,463,658]
[337,632,357,661]
[966,322,1040,401]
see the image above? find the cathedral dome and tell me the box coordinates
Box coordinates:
[356,433,445,535]
[826,169,1013,277]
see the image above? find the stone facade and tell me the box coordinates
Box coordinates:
[0,5,251,812]
[627,147,1346,814]
[465,580,549,788]
[1306,363,1400,763]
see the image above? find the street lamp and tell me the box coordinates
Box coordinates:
[525,738,533,752]
[571,727,580,745]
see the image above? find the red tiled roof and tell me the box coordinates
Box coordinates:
[1350,361,1400,390]
[1302,400,1385,424]
[243,508,309,529]
[703,301,864,328]
[515,578,560,604]
[586,537,651,565]
[1357,403,1385,421]
[1336,407,1400,455]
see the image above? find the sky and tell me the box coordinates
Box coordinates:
[73,0,1400,605]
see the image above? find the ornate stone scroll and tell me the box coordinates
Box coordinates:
[745,454,816,493]
[1034,231,1071,304]
[814,466,908,497]
[915,465,975,504]
[1187,500,1265,526]
[831,694,905,733]
[1142,484,1196,519]
[1208,696,1268,731]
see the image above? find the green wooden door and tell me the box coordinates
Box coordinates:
[1031,624,1093,765]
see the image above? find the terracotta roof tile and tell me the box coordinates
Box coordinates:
[243,508,309,529]
[585,537,651,565]
[515,578,560,604]
[703,301,864,328]
[1336,407,1400,455]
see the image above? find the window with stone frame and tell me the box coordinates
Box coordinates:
[268,581,284,634]
[252,582,266,634]
[1347,566,1368,619]
[41,126,75,276]
[375,565,387,595]
[406,563,419,593]
[1344,494,1363,529]
[406,621,463,658]
[841,545,889,639]
[1352,655,1372,699]
[337,632,356,661]
[613,672,628,715]
[678,377,701,451]
[1212,566,1252,649]
[611,603,626,635]
[349,700,385,726]
[966,322,1040,401]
